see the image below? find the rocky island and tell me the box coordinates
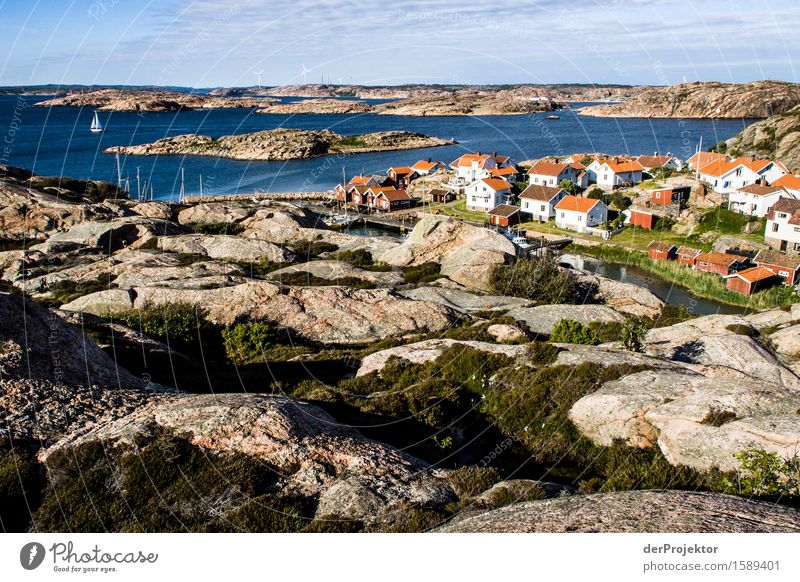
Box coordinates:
[256,98,374,115]
[580,81,800,119]
[103,129,454,161]
[34,88,274,112]
[2,163,800,533]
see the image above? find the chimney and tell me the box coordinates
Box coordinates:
[475,150,481,156]
[492,152,497,157]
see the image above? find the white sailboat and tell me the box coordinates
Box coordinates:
[90,110,103,133]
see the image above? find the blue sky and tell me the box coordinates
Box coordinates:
[0,0,798,87]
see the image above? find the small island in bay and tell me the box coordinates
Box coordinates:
[34,88,274,112]
[103,129,454,160]
[255,98,374,115]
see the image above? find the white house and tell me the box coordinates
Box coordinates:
[729,184,791,217]
[519,184,568,222]
[765,197,800,254]
[774,174,800,198]
[489,165,519,183]
[590,159,644,189]
[636,154,682,172]
[450,152,513,187]
[411,160,446,176]
[755,159,790,185]
[699,157,788,195]
[554,195,608,232]
[527,160,586,189]
[465,177,513,212]
[686,151,729,171]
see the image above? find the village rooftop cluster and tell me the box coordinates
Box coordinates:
[333,146,800,296]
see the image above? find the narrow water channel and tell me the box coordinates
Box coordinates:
[559,254,747,316]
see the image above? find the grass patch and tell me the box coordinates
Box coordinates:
[492,253,579,304]
[190,222,244,236]
[270,271,377,289]
[402,262,442,284]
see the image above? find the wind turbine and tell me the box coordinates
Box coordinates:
[301,64,311,84]
[253,70,264,89]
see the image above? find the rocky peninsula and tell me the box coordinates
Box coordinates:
[34,88,273,112]
[103,129,453,161]
[580,81,800,119]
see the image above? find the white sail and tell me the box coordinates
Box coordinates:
[90,110,103,132]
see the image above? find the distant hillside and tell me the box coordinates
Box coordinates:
[726,104,800,171]
[580,81,800,119]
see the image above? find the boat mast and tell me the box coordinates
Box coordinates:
[136,167,141,200]
[179,168,185,203]
[115,151,122,189]
[199,175,204,197]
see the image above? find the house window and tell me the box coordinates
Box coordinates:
[578,216,583,222]
[560,212,565,218]
[540,204,546,212]
[772,223,780,232]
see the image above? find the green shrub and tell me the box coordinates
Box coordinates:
[290,241,339,261]
[0,441,42,532]
[402,262,442,284]
[492,254,577,304]
[586,187,604,200]
[333,249,374,268]
[45,277,113,306]
[270,271,376,289]
[588,321,623,343]
[620,316,648,352]
[117,302,211,347]
[723,450,800,499]
[610,191,632,210]
[190,222,244,235]
[527,341,562,366]
[225,495,310,533]
[558,179,576,194]
[222,322,281,365]
[726,323,759,337]
[550,319,598,345]
[448,466,501,498]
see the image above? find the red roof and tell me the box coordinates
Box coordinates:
[376,189,410,202]
[554,195,600,213]
[528,160,570,177]
[488,204,520,217]
[520,184,564,201]
[411,160,443,172]
[728,266,777,283]
[774,174,800,191]
[736,184,785,197]
[696,251,747,267]
[637,155,674,168]
[490,166,518,177]
[687,151,729,169]
[603,159,644,173]
[479,177,512,191]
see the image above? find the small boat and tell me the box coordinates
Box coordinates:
[544,115,560,120]
[90,110,103,133]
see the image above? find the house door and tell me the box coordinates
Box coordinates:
[781,240,788,252]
